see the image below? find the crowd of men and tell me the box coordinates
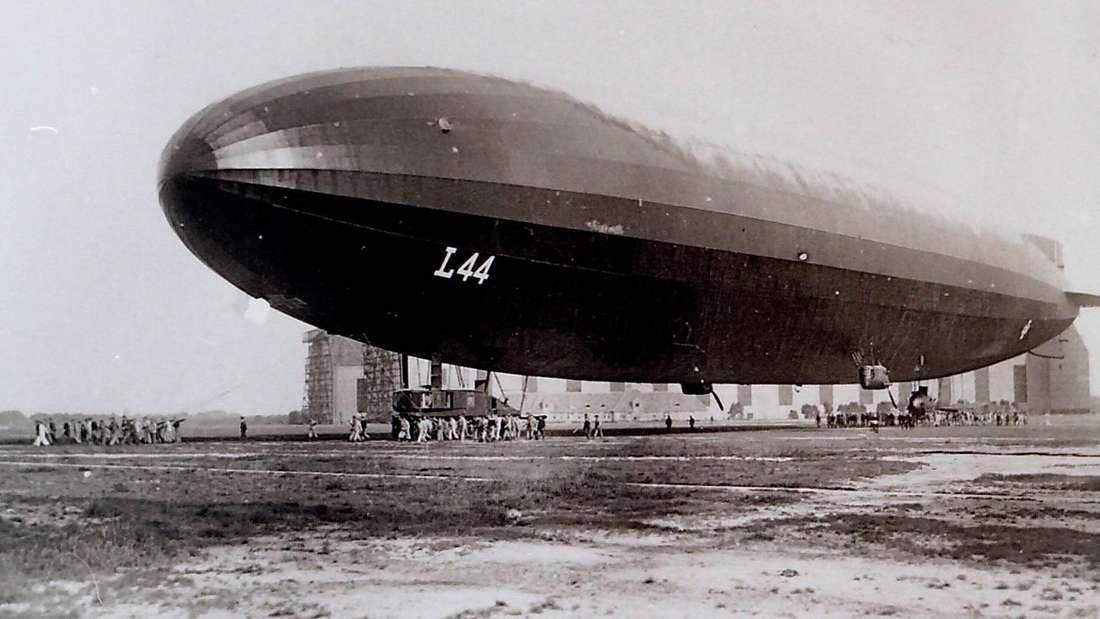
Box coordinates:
[819,401,1029,429]
[918,405,1029,427]
[581,413,605,438]
[26,401,1037,446]
[387,413,548,442]
[32,416,184,446]
[822,408,910,429]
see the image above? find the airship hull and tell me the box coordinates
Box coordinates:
[158,68,1077,384]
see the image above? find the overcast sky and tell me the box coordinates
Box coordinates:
[3,1,1098,414]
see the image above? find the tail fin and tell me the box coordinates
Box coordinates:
[1067,292,1100,308]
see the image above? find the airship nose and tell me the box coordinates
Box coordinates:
[157,115,220,237]
[157,122,217,192]
[156,115,270,300]
[156,110,245,294]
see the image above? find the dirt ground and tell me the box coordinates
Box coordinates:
[2,423,1100,618]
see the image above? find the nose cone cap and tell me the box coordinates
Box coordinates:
[157,114,224,263]
[157,112,221,238]
[157,125,217,190]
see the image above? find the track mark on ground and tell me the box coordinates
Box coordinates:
[3,460,1099,504]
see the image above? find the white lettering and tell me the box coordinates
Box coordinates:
[432,246,458,278]
[433,247,496,284]
[456,252,480,282]
[472,255,494,284]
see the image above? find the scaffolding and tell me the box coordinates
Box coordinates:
[357,346,403,421]
[301,329,334,423]
[301,329,374,423]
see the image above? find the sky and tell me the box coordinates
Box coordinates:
[2,1,1098,414]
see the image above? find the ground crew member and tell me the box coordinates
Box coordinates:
[308,419,318,440]
[33,420,50,446]
[665,414,673,431]
[360,414,371,440]
[582,414,591,439]
[239,417,248,440]
[349,415,361,441]
[592,415,603,438]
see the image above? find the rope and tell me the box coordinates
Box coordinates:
[518,376,529,414]
[494,372,508,404]
[1027,350,1064,360]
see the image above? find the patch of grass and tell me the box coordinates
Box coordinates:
[0,463,714,600]
[974,474,1100,492]
[0,513,178,595]
[813,514,1100,567]
[517,457,921,489]
[528,599,561,614]
[1005,505,1100,521]
[887,503,924,512]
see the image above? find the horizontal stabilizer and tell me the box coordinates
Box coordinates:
[1068,292,1100,308]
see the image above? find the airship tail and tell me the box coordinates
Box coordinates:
[1067,292,1100,308]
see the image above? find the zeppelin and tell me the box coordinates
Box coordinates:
[157,67,1095,390]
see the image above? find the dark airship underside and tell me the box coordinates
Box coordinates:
[158,67,1085,386]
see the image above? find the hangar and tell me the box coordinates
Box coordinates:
[300,326,1090,424]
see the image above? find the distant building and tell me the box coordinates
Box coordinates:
[302,324,1091,424]
[516,386,709,423]
[909,325,1091,414]
[301,330,401,424]
[713,325,1091,418]
[1022,325,1091,414]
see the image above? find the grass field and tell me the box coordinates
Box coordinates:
[2,422,1100,617]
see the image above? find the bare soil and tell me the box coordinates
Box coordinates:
[2,425,1100,618]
